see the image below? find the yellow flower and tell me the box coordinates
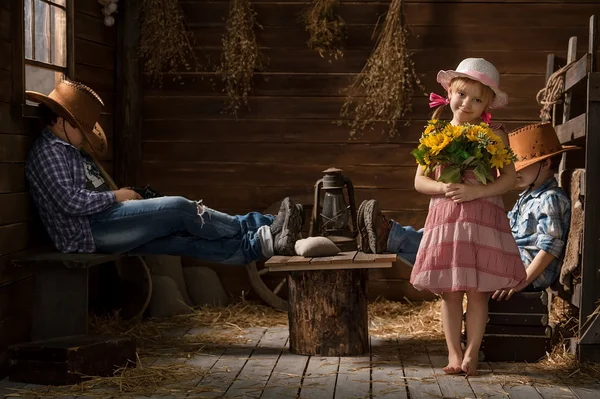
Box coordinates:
[486,144,498,155]
[424,124,436,135]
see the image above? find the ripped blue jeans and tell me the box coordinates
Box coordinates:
[89,196,274,264]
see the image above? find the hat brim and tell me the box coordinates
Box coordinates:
[437,70,508,109]
[26,90,107,156]
[514,145,580,172]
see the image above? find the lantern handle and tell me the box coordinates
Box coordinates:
[344,177,358,237]
[309,178,324,237]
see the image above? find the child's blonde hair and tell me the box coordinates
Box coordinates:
[432,77,496,120]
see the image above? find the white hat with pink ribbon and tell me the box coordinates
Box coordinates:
[437,58,508,109]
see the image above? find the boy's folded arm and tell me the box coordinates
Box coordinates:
[523,249,557,286]
[35,149,116,216]
[534,193,570,259]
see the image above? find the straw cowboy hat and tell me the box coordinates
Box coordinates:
[437,58,508,109]
[26,79,108,156]
[508,123,579,172]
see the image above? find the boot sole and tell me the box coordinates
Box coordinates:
[275,200,303,256]
[357,200,371,253]
[363,200,379,254]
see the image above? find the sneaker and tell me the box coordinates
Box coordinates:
[363,200,391,254]
[273,198,303,256]
[357,200,371,253]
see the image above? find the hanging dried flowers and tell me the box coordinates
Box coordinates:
[218,0,264,116]
[340,0,424,138]
[301,0,346,59]
[139,0,197,87]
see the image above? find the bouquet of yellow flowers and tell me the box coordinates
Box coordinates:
[411,120,517,184]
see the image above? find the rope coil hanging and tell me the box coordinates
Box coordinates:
[536,60,576,122]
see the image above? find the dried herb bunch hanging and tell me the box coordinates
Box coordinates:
[219,0,264,116]
[139,0,197,86]
[301,0,346,59]
[340,0,423,138]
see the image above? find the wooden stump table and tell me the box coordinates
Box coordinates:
[265,251,396,356]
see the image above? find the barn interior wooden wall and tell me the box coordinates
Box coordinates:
[140,0,599,297]
[0,0,599,376]
[0,0,116,375]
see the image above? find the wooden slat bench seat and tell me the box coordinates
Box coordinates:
[266,251,395,357]
[11,252,125,341]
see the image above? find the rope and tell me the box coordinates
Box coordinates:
[536,60,576,122]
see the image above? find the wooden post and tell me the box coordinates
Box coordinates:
[32,266,89,341]
[577,15,600,362]
[560,37,578,173]
[287,269,368,356]
[114,0,142,188]
[578,72,600,361]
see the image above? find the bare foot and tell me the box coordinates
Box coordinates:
[443,354,463,374]
[461,356,478,376]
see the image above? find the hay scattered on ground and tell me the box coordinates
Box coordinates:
[89,301,287,356]
[11,297,600,397]
[9,362,219,398]
[369,298,443,340]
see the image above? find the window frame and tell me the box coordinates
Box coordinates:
[13,0,74,118]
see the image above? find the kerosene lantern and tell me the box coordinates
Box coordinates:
[309,167,358,251]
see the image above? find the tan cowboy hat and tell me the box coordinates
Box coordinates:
[26,79,108,156]
[437,58,508,109]
[508,123,579,172]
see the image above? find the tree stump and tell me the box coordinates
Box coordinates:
[287,269,368,356]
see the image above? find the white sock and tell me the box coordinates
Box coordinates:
[256,225,274,258]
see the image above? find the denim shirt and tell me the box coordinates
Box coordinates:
[508,177,570,289]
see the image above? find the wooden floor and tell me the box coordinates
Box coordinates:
[1,326,600,399]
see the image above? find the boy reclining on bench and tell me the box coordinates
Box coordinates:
[25,79,303,264]
[358,123,577,299]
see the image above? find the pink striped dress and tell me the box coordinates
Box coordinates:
[410,170,526,293]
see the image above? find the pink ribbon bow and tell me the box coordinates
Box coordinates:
[481,111,492,123]
[429,92,449,108]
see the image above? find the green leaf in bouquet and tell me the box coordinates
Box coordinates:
[438,165,462,183]
[473,164,489,185]
[411,148,425,164]
[462,156,475,166]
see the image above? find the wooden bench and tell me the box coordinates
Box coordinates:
[11,252,151,341]
[265,251,396,356]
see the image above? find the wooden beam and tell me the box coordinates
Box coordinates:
[114,0,141,187]
[579,72,600,355]
[66,0,74,78]
[562,37,577,123]
[555,112,586,144]
[544,53,556,124]
[590,15,598,73]
[10,0,24,108]
[564,54,590,92]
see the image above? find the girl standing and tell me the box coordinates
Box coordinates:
[410,58,526,376]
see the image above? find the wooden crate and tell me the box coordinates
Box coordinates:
[481,292,552,362]
[9,335,136,385]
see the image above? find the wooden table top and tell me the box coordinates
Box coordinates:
[265,251,396,272]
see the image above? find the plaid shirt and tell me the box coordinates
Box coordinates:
[25,129,116,253]
[508,177,570,290]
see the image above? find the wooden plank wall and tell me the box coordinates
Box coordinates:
[141,0,599,298]
[0,0,117,376]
